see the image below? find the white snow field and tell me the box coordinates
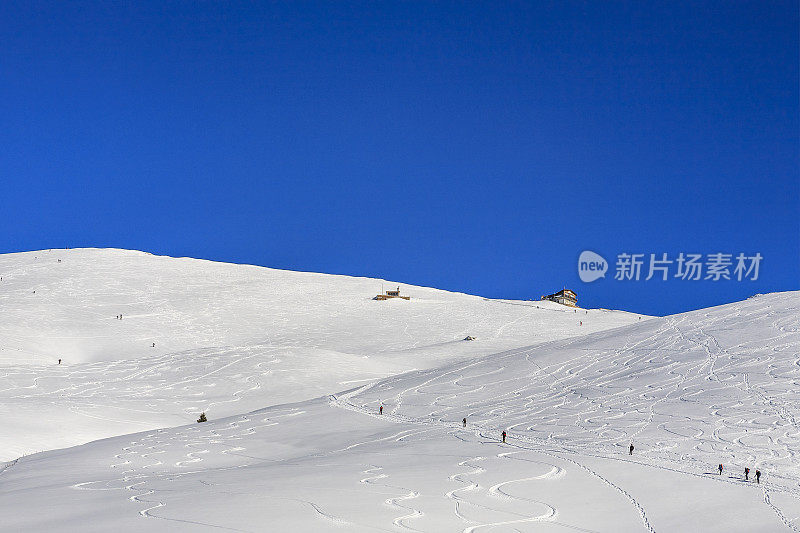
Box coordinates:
[0,248,641,462]
[2,250,798,532]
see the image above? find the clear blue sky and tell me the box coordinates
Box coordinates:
[1,1,797,316]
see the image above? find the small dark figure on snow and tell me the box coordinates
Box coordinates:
[379,405,383,415]
[745,467,749,481]
[462,418,467,428]
[629,444,634,455]
[718,464,723,475]
[756,470,761,484]
[502,430,506,443]
[152,343,156,348]
[197,412,207,423]
[58,359,61,365]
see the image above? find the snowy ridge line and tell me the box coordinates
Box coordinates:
[330,388,657,533]
[0,458,18,479]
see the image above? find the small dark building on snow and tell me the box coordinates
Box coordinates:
[541,289,578,307]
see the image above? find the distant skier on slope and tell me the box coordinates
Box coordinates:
[462,418,467,428]
[629,443,634,455]
[756,470,761,484]
[379,405,383,415]
[58,358,61,365]
[502,430,506,443]
[745,467,749,481]
[718,464,723,475]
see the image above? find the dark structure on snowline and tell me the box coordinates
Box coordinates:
[541,289,578,307]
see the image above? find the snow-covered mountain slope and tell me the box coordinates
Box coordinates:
[0,248,640,366]
[3,285,798,531]
[0,248,643,460]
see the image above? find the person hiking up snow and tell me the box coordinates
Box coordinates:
[718,464,724,475]
[462,418,467,428]
[629,443,634,455]
[745,467,750,481]
[58,358,61,365]
[502,430,506,443]
[379,405,383,415]
[756,470,761,484]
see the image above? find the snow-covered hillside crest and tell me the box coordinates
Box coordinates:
[5,248,799,532]
[0,248,642,365]
[0,248,643,461]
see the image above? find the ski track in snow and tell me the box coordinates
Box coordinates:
[4,251,800,532]
[329,298,800,532]
[333,386,656,532]
[73,408,313,526]
[63,295,800,532]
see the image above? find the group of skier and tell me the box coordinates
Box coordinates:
[377,406,765,484]
[720,464,761,483]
